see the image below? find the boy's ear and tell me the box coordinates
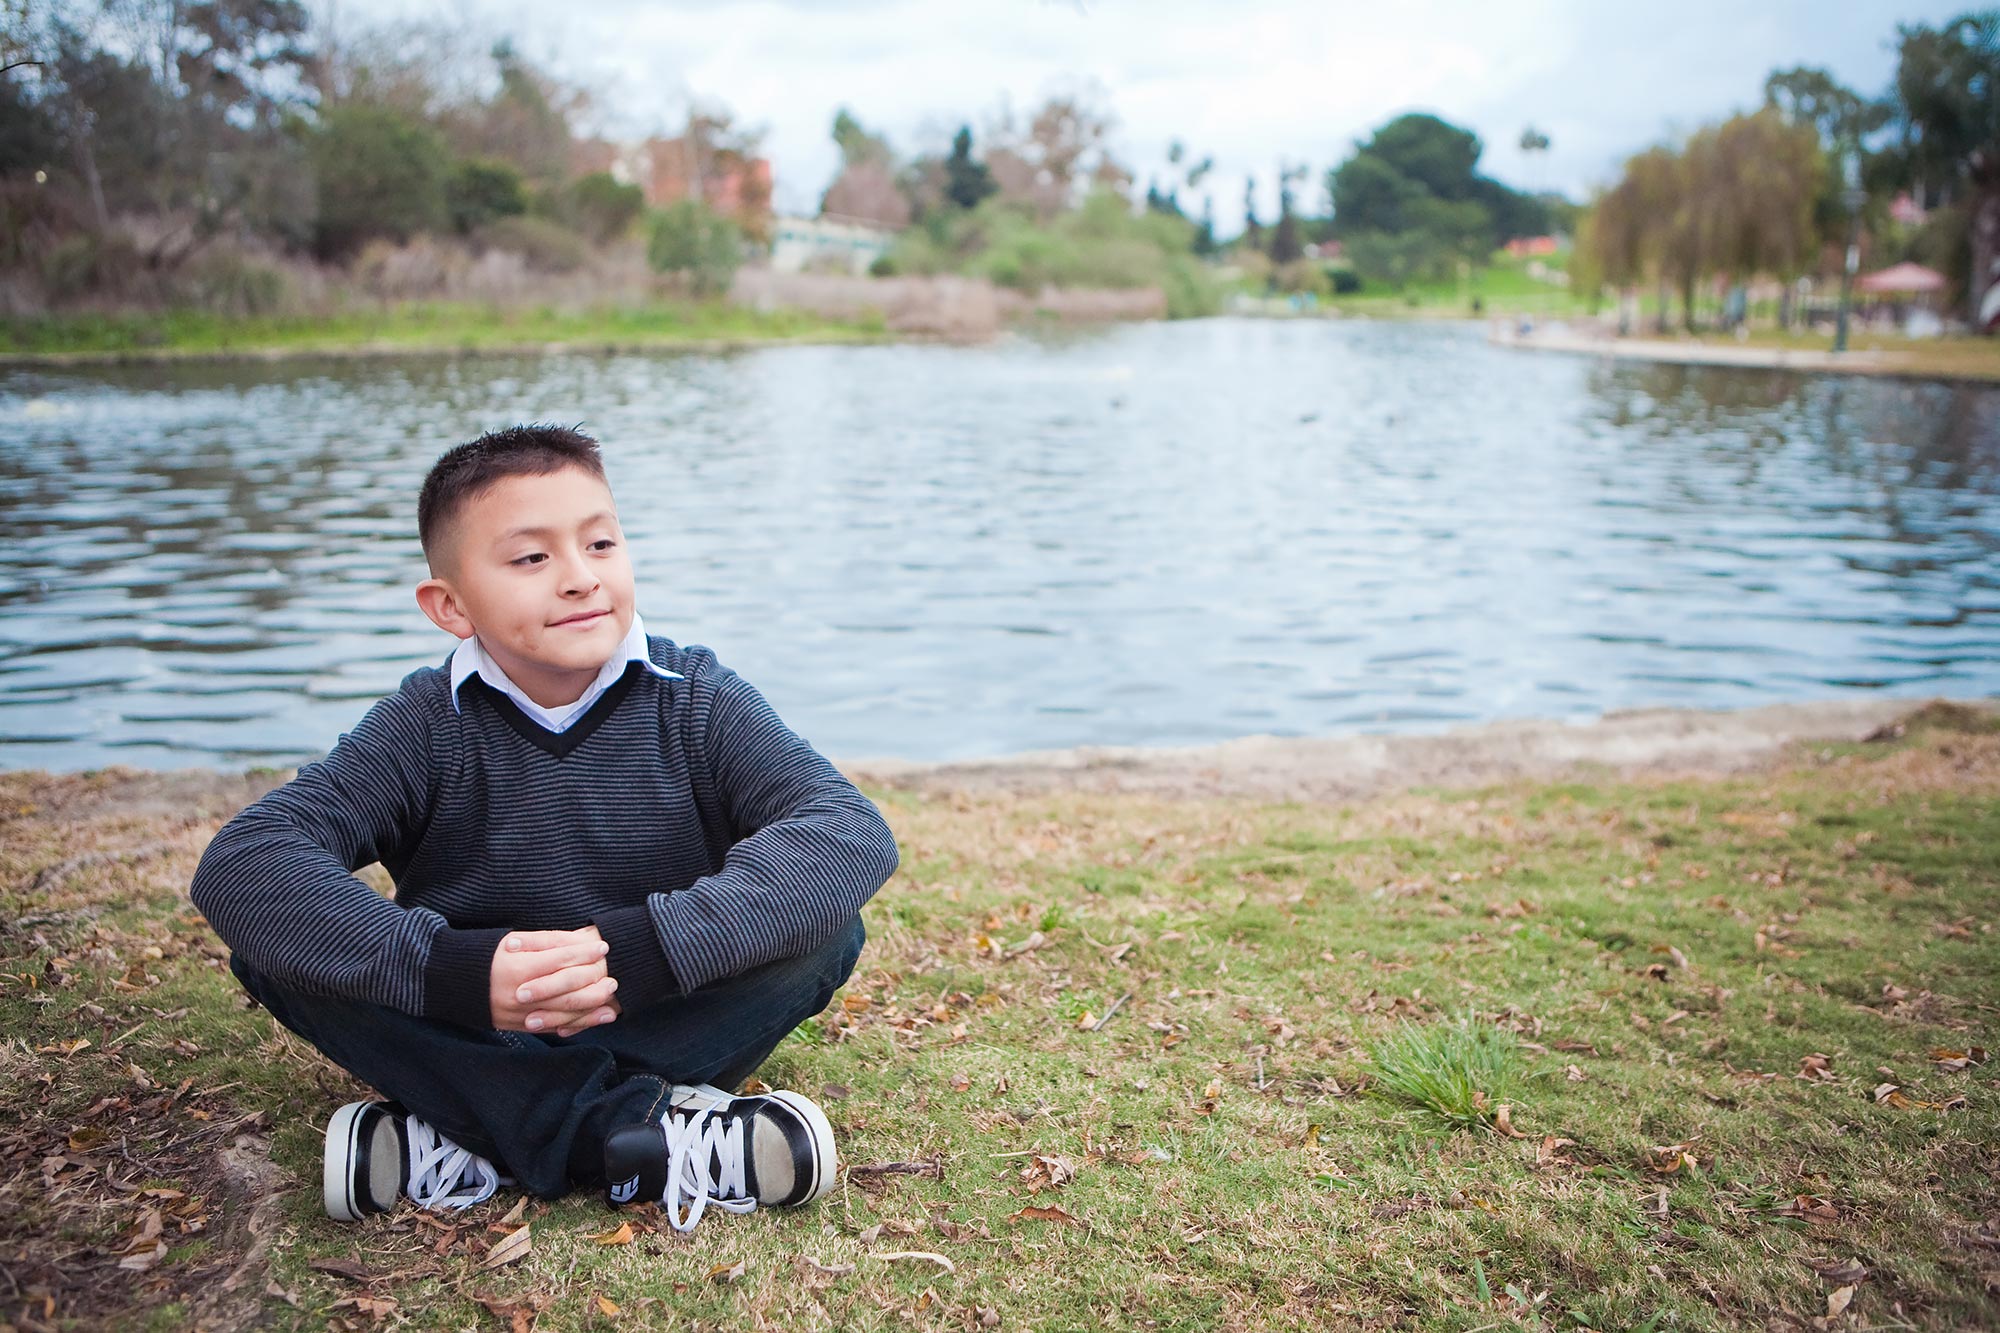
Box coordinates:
[415,576,475,640]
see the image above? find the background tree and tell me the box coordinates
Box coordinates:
[1890,10,2000,328]
[1328,112,1539,285]
[942,124,996,210]
[821,109,908,226]
[1269,161,1306,264]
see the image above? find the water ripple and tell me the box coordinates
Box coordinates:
[2,322,1998,769]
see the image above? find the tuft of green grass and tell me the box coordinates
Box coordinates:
[1366,1009,1523,1129]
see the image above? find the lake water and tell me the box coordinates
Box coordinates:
[2,319,1996,772]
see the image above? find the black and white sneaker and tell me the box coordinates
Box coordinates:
[602,1083,837,1231]
[323,1101,503,1221]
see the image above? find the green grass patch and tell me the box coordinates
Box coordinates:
[3,711,1997,1329]
[0,299,890,360]
[1368,1010,1523,1129]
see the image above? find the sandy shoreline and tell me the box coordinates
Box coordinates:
[843,695,1996,801]
[1492,326,2000,385]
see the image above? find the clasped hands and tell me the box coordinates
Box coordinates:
[488,925,623,1037]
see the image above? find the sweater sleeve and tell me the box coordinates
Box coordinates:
[189,672,504,1027]
[616,662,898,1002]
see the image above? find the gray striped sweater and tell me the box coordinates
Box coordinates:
[189,637,899,1029]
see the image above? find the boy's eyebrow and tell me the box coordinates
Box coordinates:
[490,510,619,546]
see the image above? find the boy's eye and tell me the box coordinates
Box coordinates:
[591,539,618,551]
[512,554,546,566]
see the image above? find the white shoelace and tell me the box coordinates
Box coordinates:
[662,1105,757,1232]
[404,1116,500,1212]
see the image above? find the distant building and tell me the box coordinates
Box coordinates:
[563,134,774,229]
[1504,236,1560,258]
[770,215,895,276]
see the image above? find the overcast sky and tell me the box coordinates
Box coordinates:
[327,1,1955,228]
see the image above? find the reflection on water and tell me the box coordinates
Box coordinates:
[1,320,1996,770]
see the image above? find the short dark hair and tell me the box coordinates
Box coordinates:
[417,424,608,568]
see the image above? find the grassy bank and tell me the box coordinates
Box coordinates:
[2,704,1996,1330]
[0,300,890,362]
[1723,329,2000,384]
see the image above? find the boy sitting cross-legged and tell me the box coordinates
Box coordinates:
[190,424,898,1231]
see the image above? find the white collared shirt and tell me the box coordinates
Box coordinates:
[448,612,682,733]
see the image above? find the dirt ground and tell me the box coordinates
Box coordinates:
[844,696,1976,802]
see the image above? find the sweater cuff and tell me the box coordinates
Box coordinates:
[422,926,510,1030]
[593,904,678,1010]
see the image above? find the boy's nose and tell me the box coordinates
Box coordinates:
[558,553,600,595]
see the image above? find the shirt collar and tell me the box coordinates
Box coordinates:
[449,611,681,714]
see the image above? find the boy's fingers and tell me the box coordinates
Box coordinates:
[510,945,609,996]
[517,967,615,1008]
[553,1008,619,1038]
[505,929,608,954]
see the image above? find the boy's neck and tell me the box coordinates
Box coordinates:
[479,639,612,710]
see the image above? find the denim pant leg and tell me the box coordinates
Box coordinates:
[228,914,866,1197]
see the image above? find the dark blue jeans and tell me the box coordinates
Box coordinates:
[230,916,866,1197]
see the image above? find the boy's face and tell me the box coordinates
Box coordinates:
[415,464,636,707]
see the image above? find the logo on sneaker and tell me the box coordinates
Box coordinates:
[609,1175,641,1204]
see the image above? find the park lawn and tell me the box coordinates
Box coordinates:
[1326,254,1590,321]
[1,704,1996,1330]
[0,300,889,361]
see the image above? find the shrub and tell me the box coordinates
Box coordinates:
[176,245,292,316]
[351,237,462,300]
[308,105,450,259]
[646,201,741,297]
[561,172,645,245]
[38,232,146,303]
[447,158,528,234]
[475,215,587,274]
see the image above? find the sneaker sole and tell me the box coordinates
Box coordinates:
[323,1101,372,1222]
[762,1088,839,1204]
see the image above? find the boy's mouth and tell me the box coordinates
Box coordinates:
[552,610,610,627]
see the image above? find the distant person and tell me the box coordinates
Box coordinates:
[190,425,897,1232]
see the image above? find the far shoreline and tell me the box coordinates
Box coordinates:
[1492,324,2000,387]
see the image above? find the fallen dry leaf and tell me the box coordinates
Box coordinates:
[803,1257,855,1276]
[595,1295,621,1317]
[481,1223,531,1270]
[594,1221,634,1246]
[1808,1257,1870,1285]
[497,1196,529,1226]
[875,1250,957,1273]
[1018,1153,1076,1194]
[1931,1046,1988,1073]
[1826,1285,1855,1318]
[1009,1204,1079,1225]
[1491,1104,1526,1138]
[707,1258,747,1283]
